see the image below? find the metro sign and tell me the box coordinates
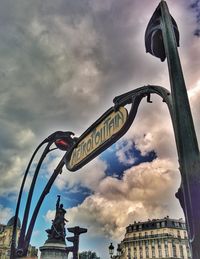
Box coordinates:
[66,107,128,171]
[65,85,171,172]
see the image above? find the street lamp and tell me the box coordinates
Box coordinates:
[109,243,114,258]
[117,244,122,258]
[128,247,131,259]
[145,1,200,258]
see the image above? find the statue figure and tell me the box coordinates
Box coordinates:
[46,195,68,244]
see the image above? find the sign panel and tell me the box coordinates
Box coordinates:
[67,107,128,170]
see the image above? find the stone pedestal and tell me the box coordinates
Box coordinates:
[39,242,68,259]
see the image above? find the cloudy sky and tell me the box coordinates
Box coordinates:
[0,0,199,258]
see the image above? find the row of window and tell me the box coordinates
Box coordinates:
[132,247,169,258]
[128,244,191,259]
[127,221,186,232]
[126,238,189,247]
[126,230,187,239]
[132,239,168,246]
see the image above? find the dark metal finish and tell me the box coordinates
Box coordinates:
[10,140,47,259]
[18,141,53,250]
[108,243,114,258]
[11,131,75,258]
[117,244,122,256]
[145,2,179,62]
[54,131,76,150]
[66,226,87,259]
[159,1,200,258]
[18,158,65,257]
[144,1,200,257]
[67,226,87,235]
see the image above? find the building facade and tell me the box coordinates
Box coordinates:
[0,217,37,259]
[120,217,191,259]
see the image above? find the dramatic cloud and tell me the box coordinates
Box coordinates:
[45,151,107,192]
[48,159,183,241]
[44,157,184,257]
[0,0,199,199]
[189,0,200,36]
[0,0,200,257]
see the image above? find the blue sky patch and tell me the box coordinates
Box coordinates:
[100,140,156,179]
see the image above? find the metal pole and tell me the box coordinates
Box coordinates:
[160,1,200,257]
[10,141,46,259]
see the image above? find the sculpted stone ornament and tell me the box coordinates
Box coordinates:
[45,195,68,244]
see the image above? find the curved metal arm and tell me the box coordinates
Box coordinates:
[11,132,73,258]
[10,140,47,259]
[113,85,173,115]
[114,84,176,137]
[17,141,54,250]
[11,131,75,258]
[113,84,175,145]
[18,158,65,257]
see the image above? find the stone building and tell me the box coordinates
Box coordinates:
[119,217,191,259]
[0,217,37,259]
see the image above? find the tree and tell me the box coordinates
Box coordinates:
[79,250,100,259]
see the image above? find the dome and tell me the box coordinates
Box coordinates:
[7,216,21,228]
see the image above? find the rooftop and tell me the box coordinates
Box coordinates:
[7,216,21,229]
[126,216,186,233]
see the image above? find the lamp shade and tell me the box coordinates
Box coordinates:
[53,131,77,151]
[145,2,179,62]
[109,243,114,256]
[117,244,122,256]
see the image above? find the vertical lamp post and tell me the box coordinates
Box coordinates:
[109,243,114,259]
[127,246,131,259]
[145,1,200,258]
[117,244,122,258]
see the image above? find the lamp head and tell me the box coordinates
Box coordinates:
[54,131,77,151]
[109,243,114,256]
[117,244,122,256]
[45,131,78,151]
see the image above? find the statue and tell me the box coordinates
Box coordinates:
[45,195,68,244]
